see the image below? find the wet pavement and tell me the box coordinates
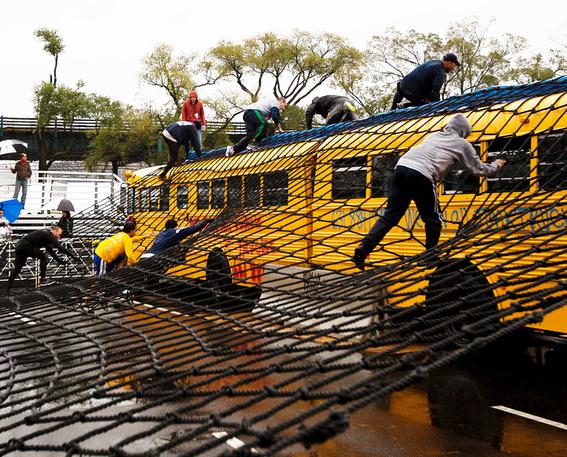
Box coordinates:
[1,295,567,456]
[286,342,567,457]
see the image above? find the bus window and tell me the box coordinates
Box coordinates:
[245,174,261,208]
[332,157,367,199]
[139,188,149,212]
[228,176,242,208]
[149,187,160,211]
[177,186,188,209]
[128,188,136,214]
[197,181,210,209]
[487,136,531,192]
[264,171,288,206]
[160,183,170,211]
[212,179,225,209]
[444,143,481,194]
[538,132,567,191]
[371,154,398,198]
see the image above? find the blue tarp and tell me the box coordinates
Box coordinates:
[200,76,567,159]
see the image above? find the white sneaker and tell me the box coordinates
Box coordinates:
[225,146,234,157]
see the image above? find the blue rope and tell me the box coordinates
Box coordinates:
[197,76,567,159]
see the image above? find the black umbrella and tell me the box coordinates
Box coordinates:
[0,139,28,161]
[57,198,76,212]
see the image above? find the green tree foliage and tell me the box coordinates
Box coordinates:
[34,28,64,87]
[207,31,364,109]
[202,129,231,150]
[87,102,161,175]
[280,104,306,130]
[140,44,200,118]
[506,50,567,84]
[336,19,567,115]
[33,81,90,169]
[444,19,526,94]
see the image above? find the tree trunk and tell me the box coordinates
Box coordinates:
[111,160,119,176]
[53,55,58,88]
[36,128,48,171]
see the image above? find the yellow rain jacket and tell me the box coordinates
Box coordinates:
[95,232,135,264]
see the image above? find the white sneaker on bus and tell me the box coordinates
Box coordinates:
[225,146,235,157]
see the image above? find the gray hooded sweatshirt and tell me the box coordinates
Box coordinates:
[396,113,500,181]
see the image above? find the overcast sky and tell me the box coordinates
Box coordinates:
[1,0,566,117]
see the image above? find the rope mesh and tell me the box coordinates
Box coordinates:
[1,77,567,456]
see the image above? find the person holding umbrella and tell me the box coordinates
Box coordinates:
[56,199,75,238]
[11,153,32,207]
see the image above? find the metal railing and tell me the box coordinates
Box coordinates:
[0,237,95,285]
[0,169,125,214]
[0,116,247,135]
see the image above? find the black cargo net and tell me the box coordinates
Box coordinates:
[1,77,567,456]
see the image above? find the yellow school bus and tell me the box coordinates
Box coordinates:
[125,77,567,339]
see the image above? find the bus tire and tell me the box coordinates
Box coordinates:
[427,370,503,448]
[206,248,260,311]
[206,248,234,307]
[424,258,497,338]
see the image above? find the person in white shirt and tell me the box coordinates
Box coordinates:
[226,97,287,157]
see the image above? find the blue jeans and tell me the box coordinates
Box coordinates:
[185,128,203,160]
[13,179,28,206]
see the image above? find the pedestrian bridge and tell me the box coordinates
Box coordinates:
[0,115,248,161]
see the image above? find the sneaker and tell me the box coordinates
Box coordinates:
[352,247,367,271]
[225,146,235,157]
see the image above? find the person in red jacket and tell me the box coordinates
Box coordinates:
[181,90,206,159]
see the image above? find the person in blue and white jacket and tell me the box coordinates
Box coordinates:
[226,97,287,157]
[160,121,202,179]
[140,218,207,259]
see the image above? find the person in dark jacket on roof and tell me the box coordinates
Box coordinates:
[140,218,208,259]
[305,95,359,129]
[7,225,78,289]
[352,114,506,270]
[390,53,460,110]
[160,121,202,179]
[225,97,287,157]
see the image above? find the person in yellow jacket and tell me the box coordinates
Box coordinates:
[94,221,150,275]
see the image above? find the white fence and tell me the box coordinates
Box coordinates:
[0,237,95,284]
[0,163,124,213]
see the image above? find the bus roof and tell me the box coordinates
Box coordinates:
[128,76,567,183]
[257,75,567,150]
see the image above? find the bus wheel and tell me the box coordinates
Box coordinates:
[206,248,234,307]
[427,370,503,448]
[424,259,497,338]
[206,249,260,311]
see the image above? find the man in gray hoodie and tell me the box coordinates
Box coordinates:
[352,113,506,270]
